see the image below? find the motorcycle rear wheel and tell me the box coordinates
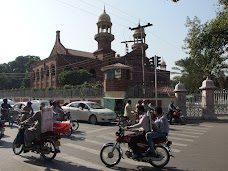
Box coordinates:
[40,140,57,160]
[71,120,79,131]
[100,144,121,167]
[12,138,23,155]
[149,145,170,168]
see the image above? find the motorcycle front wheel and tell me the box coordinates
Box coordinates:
[100,144,121,167]
[70,120,79,131]
[40,140,57,160]
[12,138,23,155]
[149,145,170,168]
[63,127,73,137]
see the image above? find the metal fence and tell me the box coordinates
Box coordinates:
[0,87,104,99]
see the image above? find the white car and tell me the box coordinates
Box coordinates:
[61,101,117,124]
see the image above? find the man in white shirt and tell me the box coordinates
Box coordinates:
[124,100,136,124]
[126,105,150,159]
[146,106,169,157]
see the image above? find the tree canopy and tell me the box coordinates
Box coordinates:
[172,0,228,92]
[58,69,93,86]
[0,55,41,89]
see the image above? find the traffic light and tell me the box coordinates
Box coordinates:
[149,57,154,67]
[156,56,161,67]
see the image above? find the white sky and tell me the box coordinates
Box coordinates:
[0,0,219,75]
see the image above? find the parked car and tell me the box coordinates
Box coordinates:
[61,101,117,124]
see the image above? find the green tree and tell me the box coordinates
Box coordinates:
[58,69,93,86]
[0,55,40,89]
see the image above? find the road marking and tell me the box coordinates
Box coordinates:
[169,133,199,138]
[180,131,204,135]
[59,153,115,171]
[169,137,194,142]
[171,127,207,133]
[172,142,187,147]
[87,127,114,134]
[170,125,210,130]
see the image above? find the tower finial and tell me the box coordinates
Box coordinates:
[138,19,141,26]
[104,5,106,13]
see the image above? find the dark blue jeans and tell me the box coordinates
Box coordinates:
[146,131,167,154]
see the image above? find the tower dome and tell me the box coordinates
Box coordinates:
[98,9,111,22]
[161,59,166,66]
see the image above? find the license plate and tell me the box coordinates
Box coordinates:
[55,140,61,146]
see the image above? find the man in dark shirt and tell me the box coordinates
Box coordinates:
[1,98,12,120]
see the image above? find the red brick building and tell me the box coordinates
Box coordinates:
[30,9,170,94]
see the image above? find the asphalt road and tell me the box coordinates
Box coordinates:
[0,120,228,171]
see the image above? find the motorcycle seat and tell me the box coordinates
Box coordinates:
[153,137,167,144]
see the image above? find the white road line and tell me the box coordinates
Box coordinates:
[172,142,187,147]
[170,127,207,133]
[169,137,194,142]
[170,125,210,130]
[59,153,115,171]
[87,127,114,134]
[169,133,199,138]
[78,125,90,129]
[180,131,204,135]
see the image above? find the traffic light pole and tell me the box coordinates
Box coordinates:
[154,55,158,107]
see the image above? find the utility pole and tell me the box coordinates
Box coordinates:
[121,40,134,54]
[121,40,134,64]
[154,55,161,107]
[129,23,153,97]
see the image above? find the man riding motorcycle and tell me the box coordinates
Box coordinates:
[168,101,177,125]
[1,98,12,120]
[52,101,65,121]
[146,106,169,157]
[21,103,46,151]
[125,105,150,159]
[20,101,34,122]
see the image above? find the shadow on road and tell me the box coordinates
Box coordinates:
[21,155,104,171]
[0,139,13,148]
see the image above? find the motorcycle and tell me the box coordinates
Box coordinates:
[12,123,61,160]
[58,112,79,137]
[0,117,5,139]
[1,108,14,127]
[170,109,187,125]
[100,122,173,168]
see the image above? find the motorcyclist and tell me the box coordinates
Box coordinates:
[1,98,12,120]
[168,101,177,125]
[20,101,34,122]
[52,101,65,121]
[21,103,46,151]
[145,106,169,157]
[125,105,150,159]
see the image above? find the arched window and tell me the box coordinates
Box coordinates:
[41,68,44,79]
[36,69,40,80]
[32,71,35,81]
[51,64,55,76]
[46,66,49,77]
[89,68,96,78]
